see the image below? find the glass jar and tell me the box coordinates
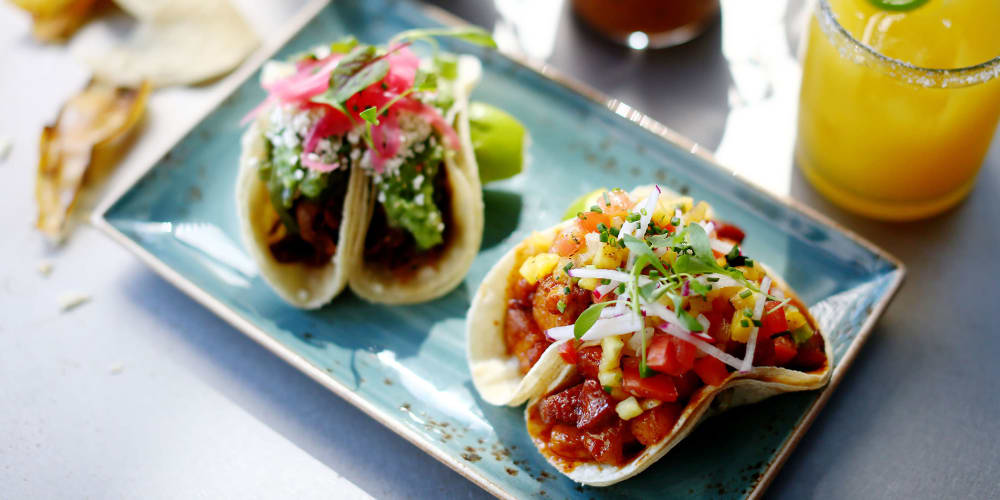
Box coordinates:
[795,0,1000,220]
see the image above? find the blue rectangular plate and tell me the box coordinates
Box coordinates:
[95,0,905,498]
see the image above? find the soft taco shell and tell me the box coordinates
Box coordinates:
[235,116,368,309]
[466,186,683,406]
[523,275,832,486]
[348,56,485,305]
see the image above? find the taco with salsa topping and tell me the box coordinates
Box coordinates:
[466,185,831,485]
[237,29,492,308]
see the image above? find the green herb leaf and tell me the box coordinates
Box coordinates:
[329,36,359,54]
[688,279,710,298]
[623,234,669,276]
[413,68,438,91]
[666,292,705,332]
[312,45,390,107]
[391,26,498,48]
[574,302,612,339]
[672,254,718,275]
[685,223,717,266]
[359,106,379,125]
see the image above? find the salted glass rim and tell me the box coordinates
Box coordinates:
[817,0,1000,88]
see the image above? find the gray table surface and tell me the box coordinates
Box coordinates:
[2,0,998,499]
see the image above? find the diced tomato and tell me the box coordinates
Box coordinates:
[577,211,611,233]
[752,335,774,367]
[597,189,632,216]
[712,296,735,318]
[693,356,730,386]
[772,335,798,366]
[548,424,591,460]
[791,334,827,371]
[576,346,602,379]
[551,229,583,257]
[629,403,682,446]
[509,278,536,307]
[714,221,745,243]
[623,358,678,402]
[575,379,616,431]
[581,419,634,465]
[645,335,696,376]
[672,371,701,401]
[558,341,578,365]
[760,302,788,338]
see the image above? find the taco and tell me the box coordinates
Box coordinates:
[237,30,490,308]
[466,185,831,485]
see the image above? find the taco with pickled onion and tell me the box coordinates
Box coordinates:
[466,185,831,485]
[237,29,493,308]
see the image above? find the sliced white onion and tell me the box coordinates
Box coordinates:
[569,268,632,282]
[600,297,627,318]
[640,302,684,330]
[740,278,771,372]
[700,221,715,236]
[627,326,653,354]
[760,276,772,295]
[710,238,735,255]
[696,274,743,290]
[657,322,743,370]
[594,283,616,298]
[546,314,643,341]
[618,221,637,240]
[633,185,661,240]
[696,313,710,332]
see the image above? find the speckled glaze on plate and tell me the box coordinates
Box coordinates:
[94,0,905,498]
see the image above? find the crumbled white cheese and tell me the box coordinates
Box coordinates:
[377,190,386,203]
[414,193,425,206]
[58,292,90,312]
[0,136,11,162]
[413,174,424,190]
[293,168,305,180]
[37,260,53,277]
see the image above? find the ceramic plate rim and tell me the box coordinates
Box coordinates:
[93,1,907,498]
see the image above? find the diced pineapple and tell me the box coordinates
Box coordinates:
[675,197,694,213]
[739,261,765,282]
[594,242,626,269]
[707,286,742,302]
[684,201,711,224]
[599,336,625,372]
[786,307,808,330]
[552,257,572,281]
[688,296,712,315]
[599,370,623,388]
[659,248,678,267]
[608,386,630,401]
[526,231,554,254]
[598,336,625,389]
[730,288,757,310]
[519,253,560,285]
[639,398,662,411]
[578,277,600,291]
[615,397,643,420]
[730,308,753,342]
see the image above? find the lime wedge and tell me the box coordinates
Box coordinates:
[562,188,609,221]
[867,0,929,11]
[468,101,526,184]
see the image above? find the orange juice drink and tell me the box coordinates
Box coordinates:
[796,0,1000,220]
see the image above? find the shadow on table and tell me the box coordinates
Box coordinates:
[120,270,493,500]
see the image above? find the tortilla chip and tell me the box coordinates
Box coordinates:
[82,0,258,87]
[36,79,150,241]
